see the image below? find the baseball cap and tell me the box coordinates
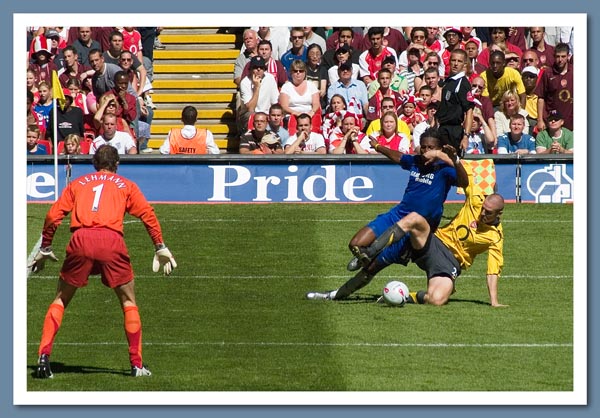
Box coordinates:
[443,27,463,39]
[426,101,439,110]
[250,56,266,68]
[338,62,353,72]
[335,45,350,55]
[407,47,420,57]
[464,38,480,48]
[45,29,60,39]
[521,66,539,76]
[261,132,280,145]
[382,55,396,66]
[547,109,564,122]
[505,52,520,62]
[62,88,73,98]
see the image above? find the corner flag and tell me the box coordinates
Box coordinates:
[457,159,497,195]
[51,70,66,200]
[52,70,66,111]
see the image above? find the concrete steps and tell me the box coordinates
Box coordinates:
[149,27,240,153]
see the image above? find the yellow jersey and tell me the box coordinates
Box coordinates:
[434,173,504,275]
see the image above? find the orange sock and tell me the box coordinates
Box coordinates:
[38,303,64,357]
[123,306,142,368]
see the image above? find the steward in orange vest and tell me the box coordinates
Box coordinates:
[168,127,207,154]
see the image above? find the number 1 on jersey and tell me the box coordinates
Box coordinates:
[91,184,104,212]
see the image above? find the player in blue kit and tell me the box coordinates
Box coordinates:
[306,127,468,301]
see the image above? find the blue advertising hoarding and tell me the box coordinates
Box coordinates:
[26,159,573,204]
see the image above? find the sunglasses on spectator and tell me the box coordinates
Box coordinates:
[523,58,536,62]
[427,61,439,65]
[120,57,132,62]
[507,57,519,62]
[291,35,304,40]
[413,35,425,40]
[292,69,305,73]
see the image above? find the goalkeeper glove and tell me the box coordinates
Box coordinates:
[28,247,59,273]
[152,244,177,276]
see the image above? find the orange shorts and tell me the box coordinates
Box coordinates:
[60,228,134,288]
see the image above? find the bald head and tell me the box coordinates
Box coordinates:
[486,193,505,211]
[522,50,539,68]
[479,193,504,225]
[472,76,485,87]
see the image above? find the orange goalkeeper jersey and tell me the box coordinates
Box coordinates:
[41,171,164,248]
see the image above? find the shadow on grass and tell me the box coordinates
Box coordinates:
[340,293,491,306]
[448,297,491,306]
[30,362,128,378]
[337,293,380,304]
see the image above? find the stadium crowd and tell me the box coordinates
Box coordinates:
[26,26,574,156]
[26,26,162,155]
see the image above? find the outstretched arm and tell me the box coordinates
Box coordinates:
[487,274,508,307]
[369,136,404,163]
[448,146,469,189]
[425,145,469,189]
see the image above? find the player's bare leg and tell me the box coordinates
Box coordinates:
[347,226,376,271]
[399,213,453,306]
[423,276,455,306]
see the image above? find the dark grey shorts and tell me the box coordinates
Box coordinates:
[411,233,462,281]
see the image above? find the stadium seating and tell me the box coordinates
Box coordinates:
[37,139,52,154]
[149,28,239,153]
[56,139,91,155]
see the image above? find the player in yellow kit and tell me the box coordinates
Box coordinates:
[359,162,506,307]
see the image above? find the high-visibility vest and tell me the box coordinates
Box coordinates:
[169,128,207,154]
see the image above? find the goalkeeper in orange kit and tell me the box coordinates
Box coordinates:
[29,145,177,378]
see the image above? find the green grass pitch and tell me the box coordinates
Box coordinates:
[25,202,573,392]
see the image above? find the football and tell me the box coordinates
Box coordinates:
[382,280,410,307]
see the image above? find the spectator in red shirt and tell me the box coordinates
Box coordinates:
[101,71,137,125]
[529,27,555,71]
[58,46,93,88]
[358,27,397,87]
[477,27,523,70]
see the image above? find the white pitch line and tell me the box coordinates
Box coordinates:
[123,218,571,224]
[27,274,573,280]
[27,341,572,348]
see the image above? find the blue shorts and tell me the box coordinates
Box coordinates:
[367,209,407,236]
[367,209,411,266]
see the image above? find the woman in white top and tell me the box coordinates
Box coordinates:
[278,60,320,119]
[494,89,529,138]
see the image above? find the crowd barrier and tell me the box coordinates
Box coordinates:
[26,154,574,204]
